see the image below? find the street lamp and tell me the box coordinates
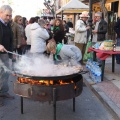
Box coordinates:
[88,0,93,41]
[44,0,56,18]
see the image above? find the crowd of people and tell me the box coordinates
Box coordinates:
[0,4,120,107]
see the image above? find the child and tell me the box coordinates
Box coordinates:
[46,41,82,66]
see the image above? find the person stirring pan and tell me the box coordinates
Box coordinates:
[0,5,14,107]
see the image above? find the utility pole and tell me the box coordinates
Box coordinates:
[54,0,56,19]
[88,0,93,41]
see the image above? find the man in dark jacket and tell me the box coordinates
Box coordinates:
[67,20,73,28]
[92,12,107,65]
[92,12,107,43]
[114,18,120,64]
[0,5,14,107]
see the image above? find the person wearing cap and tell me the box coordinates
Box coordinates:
[92,12,107,43]
[74,11,90,64]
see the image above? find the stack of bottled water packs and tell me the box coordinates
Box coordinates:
[86,59,102,83]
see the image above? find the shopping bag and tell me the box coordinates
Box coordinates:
[83,41,93,61]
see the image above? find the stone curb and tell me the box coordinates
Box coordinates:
[83,73,120,120]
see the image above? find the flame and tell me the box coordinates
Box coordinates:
[18,77,74,86]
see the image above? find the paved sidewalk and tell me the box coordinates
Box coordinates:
[83,57,120,120]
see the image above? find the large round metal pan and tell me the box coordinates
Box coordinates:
[14,71,88,80]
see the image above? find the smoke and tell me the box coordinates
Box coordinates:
[14,53,81,76]
[0,59,11,73]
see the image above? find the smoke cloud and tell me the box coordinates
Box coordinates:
[14,53,82,76]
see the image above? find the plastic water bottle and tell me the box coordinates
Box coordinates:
[93,73,97,82]
[90,72,95,81]
[86,59,92,77]
[90,60,93,79]
[95,66,102,83]
[86,59,101,83]
[96,74,101,83]
[88,60,95,82]
[86,59,90,69]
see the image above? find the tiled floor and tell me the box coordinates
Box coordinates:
[97,81,120,108]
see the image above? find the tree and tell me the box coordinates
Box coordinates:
[100,0,108,39]
[100,0,108,22]
[44,0,55,18]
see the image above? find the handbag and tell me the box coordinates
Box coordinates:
[83,40,93,61]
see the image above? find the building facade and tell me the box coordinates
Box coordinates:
[56,0,120,40]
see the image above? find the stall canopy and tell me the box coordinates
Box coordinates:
[56,0,89,14]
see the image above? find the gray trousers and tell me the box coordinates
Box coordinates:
[0,54,10,95]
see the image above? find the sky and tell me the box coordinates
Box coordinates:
[0,0,46,20]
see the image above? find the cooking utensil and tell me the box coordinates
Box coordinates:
[13,70,88,80]
[7,51,22,57]
[7,51,32,60]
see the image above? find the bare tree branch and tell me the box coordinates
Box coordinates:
[100,0,108,21]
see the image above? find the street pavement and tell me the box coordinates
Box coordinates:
[83,56,120,120]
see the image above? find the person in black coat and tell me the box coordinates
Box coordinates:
[63,20,69,44]
[67,20,73,28]
[53,19,65,44]
[0,5,14,107]
[92,12,107,42]
[114,18,120,64]
[92,12,107,65]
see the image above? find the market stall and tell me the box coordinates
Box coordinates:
[56,0,89,26]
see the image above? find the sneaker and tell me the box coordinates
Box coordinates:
[0,97,4,107]
[0,93,14,99]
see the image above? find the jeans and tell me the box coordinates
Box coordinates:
[0,54,10,95]
[116,38,120,61]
